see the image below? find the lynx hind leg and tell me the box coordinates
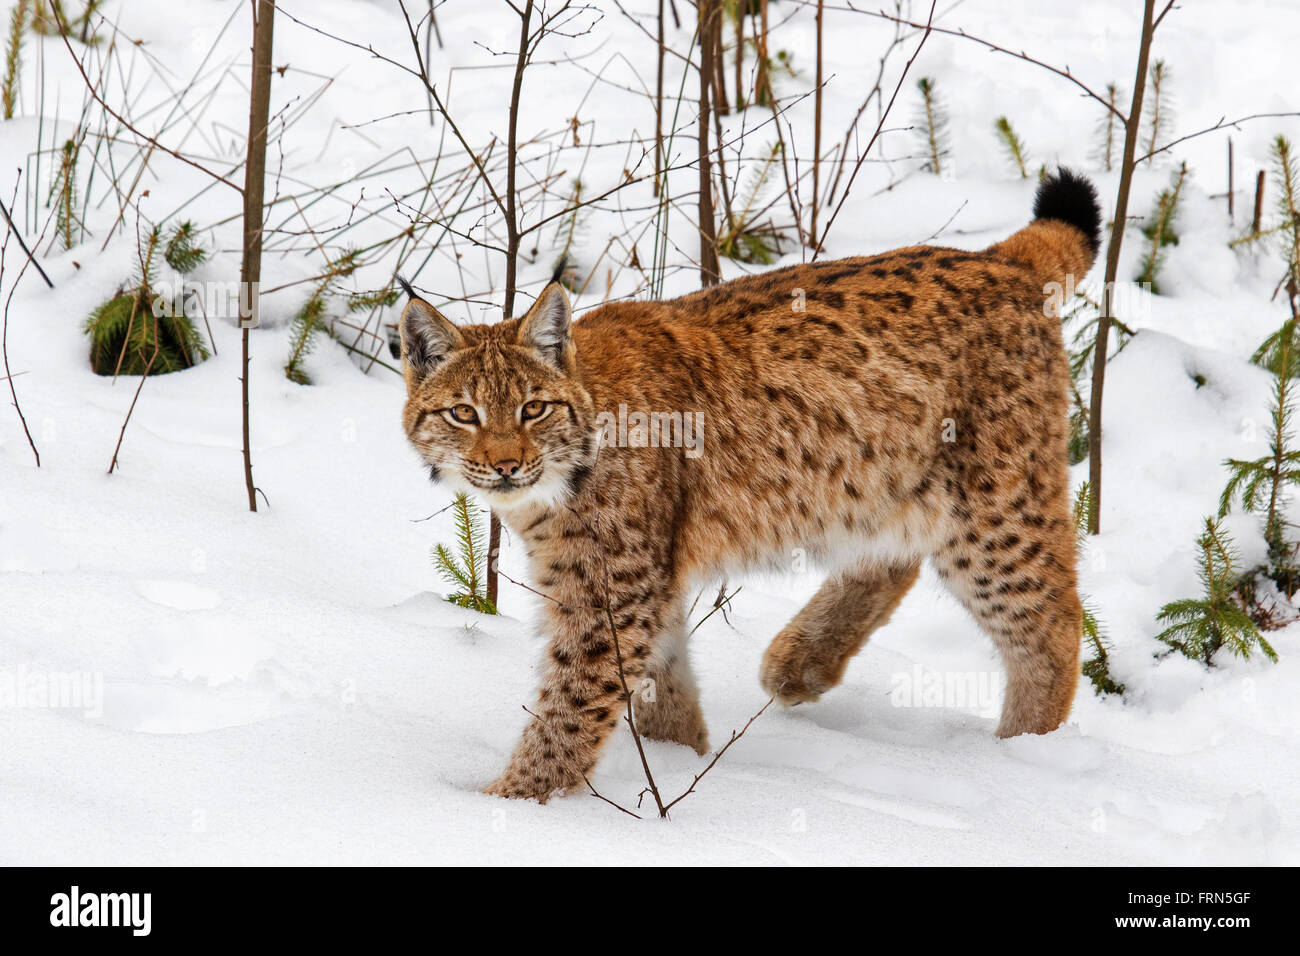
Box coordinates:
[933,493,1081,737]
[761,561,921,706]
[632,627,709,754]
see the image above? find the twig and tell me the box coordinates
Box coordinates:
[813,0,936,258]
[688,584,741,636]
[842,1,1125,122]
[0,172,44,466]
[0,197,53,289]
[1134,112,1300,166]
[661,697,774,814]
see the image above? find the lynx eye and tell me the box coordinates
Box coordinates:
[448,404,478,425]
[521,400,549,422]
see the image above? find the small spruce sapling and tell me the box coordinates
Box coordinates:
[2,0,29,120]
[914,77,950,177]
[717,142,787,264]
[993,116,1030,179]
[1136,162,1187,294]
[1222,317,1300,594]
[1278,136,1300,312]
[283,249,362,385]
[432,492,498,614]
[1155,518,1276,665]
[1093,83,1122,172]
[1240,139,1300,366]
[48,138,83,251]
[84,222,210,376]
[1140,59,1174,163]
[1072,482,1124,695]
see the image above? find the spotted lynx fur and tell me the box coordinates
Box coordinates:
[399,169,1102,802]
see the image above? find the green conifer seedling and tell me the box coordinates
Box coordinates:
[1072,481,1124,694]
[283,248,361,385]
[432,493,498,614]
[717,142,786,264]
[914,77,950,177]
[1155,518,1277,665]
[2,0,29,120]
[1136,162,1187,293]
[85,223,210,376]
[994,116,1029,179]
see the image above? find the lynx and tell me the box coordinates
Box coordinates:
[399,169,1102,802]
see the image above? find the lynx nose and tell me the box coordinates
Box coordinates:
[492,459,521,478]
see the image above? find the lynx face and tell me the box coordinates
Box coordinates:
[399,284,598,510]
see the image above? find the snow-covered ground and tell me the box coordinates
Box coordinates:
[2,0,1298,864]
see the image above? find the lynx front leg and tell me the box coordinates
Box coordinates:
[485,578,678,803]
[631,625,709,755]
[761,560,920,705]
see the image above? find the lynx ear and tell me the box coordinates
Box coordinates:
[400,295,464,390]
[516,282,574,370]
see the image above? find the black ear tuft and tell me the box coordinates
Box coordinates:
[396,274,417,300]
[1033,167,1103,257]
[550,256,568,287]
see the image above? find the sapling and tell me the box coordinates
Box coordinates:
[1155,518,1276,665]
[48,138,82,250]
[2,0,29,119]
[1072,482,1123,694]
[283,249,361,385]
[432,493,498,614]
[1222,316,1300,594]
[994,116,1030,179]
[1273,134,1300,311]
[914,77,950,176]
[717,142,787,264]
[1093,82,1121,172]
[85,222,210,376]
[1136,161,1186,293]
[1237,136,1300,326]
[1140,59,1173,163]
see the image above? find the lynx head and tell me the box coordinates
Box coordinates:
[398,281,598,510]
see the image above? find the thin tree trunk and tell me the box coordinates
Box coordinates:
[810,0,824,251]
[708,3,734,248]
[1087,0,1155,534]
[654,0,665,198]
[733,2,743,110]
[1227,136,1234,222]
[490,0,537,608]
[756,0,770,107]
[712,8,729,115]
[239,0,274,514]
[1253,169,1266,234]
[697,0,720,285]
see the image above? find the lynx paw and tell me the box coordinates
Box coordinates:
[483,764,581,803]
[759,627,842,705]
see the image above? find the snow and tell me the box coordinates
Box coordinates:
[2,0,1299,864]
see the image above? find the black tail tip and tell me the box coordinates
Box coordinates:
[1033,167,1102,257]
